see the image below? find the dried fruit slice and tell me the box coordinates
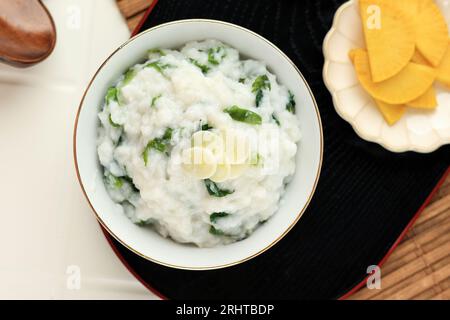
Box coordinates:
[359,0,415,82]
[418,0,434,9]
[350,49,436,104]
[411,50,431,66]
[415,1,449,66]
[407,86,437,109]
[436,43,450,88]
[374,100,406,125]
[392,0,420,19]
[412,42,450,88]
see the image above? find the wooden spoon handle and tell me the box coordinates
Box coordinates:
[0,0,56,67]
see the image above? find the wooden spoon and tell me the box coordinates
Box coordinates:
[0,0,56,67]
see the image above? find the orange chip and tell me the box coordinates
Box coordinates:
[374,100,406,125]
[359,0,415,82]
[411,50,431,66]
[418,0,434,10]
[392,0,420,19]
[415,1,449,66]
[350,49,436,104]
[407,86,438,109]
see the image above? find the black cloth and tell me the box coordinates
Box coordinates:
[106,0,450,299]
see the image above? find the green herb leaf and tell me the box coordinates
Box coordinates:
[201,123,213,131]
[137,218,154,226]
[209,225,225,236]
[116,88,126,106]
[286,91,296,114]
[238,78,246,84]
[272,113,280,126]
[142,147,150,166]
[114,178,123,189]
[105,87,118,105]
[207,48,219,65]
[151,94,162,108]
[147,48,166,56]
[162,127,173,140]
[142,140,166,166]
[209,210,231,236]
[106,173,139,196]
[142,128,173,166]
[210,212,230,224]
[207,47,225,65]
[224,105,262,125]
[255,90,264,107]
[252,75,271,93]
[204,179,234,197]
[149,139,167,153]
[109,114,121,128]
[252,75,271,107]
[123,68,137,85]
[145,61,171,74]
[105,172,123,189]
[189,58,210,74]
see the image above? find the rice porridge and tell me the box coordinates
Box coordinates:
[97,40,301,247]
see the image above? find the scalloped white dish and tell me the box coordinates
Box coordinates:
[323,0,450,153]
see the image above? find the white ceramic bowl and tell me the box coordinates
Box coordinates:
[74,19,323,270]
[323,0,450,153]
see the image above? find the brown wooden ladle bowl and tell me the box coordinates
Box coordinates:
[0,0,56,67]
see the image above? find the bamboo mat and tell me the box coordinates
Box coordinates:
[116,0,450,300]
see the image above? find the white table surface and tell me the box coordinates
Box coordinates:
[0,0,156,299]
